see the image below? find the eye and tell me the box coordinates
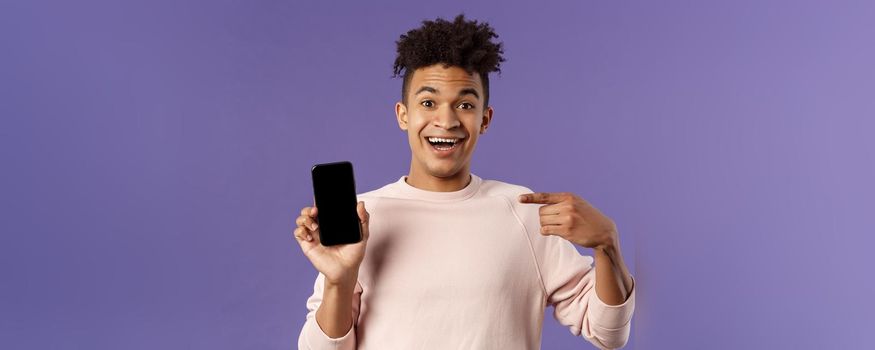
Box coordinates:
[420,100,435,108]
[458,102,474,110]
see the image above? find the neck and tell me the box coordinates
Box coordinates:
[405,164,471,192]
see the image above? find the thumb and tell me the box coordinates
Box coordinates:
[357,201,370,241]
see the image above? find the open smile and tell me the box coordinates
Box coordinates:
[425,136,465,155]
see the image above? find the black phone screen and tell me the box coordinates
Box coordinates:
[310,161,362,246]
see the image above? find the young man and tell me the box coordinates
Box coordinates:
[293,15,635,350]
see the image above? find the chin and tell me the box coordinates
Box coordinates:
[425,163,464,178]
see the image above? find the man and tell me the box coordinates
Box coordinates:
[293,14,635,350]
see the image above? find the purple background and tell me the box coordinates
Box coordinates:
[2,0,874,349]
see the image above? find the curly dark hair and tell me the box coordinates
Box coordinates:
[393,14,505,107]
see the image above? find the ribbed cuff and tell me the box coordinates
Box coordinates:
[302,318,356,350]
[588,275,636,329]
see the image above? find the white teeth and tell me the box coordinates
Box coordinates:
[427,137,459,144]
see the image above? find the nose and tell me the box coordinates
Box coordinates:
[432,104,461,130]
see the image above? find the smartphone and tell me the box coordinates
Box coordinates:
[310,161,362,246]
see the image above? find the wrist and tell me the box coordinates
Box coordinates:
[594,231,620,254]
[325,272,359,290]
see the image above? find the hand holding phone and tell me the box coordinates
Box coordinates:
[293,161,370,285]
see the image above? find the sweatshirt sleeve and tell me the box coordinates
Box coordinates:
[297,272,363,350]
[511,191,636,350]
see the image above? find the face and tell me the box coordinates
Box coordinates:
[395,64,494,180]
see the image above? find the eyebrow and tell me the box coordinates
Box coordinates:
[414,86,480,100]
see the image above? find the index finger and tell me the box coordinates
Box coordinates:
[518,192,567,204]
[300,206,318,218]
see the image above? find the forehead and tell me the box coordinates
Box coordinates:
[409,64,483,93]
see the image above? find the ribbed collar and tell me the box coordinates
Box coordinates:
[390,173,483,202]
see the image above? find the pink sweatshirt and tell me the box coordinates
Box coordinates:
[297,174,635,350]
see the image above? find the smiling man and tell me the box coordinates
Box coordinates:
[293,14,635,350]
[399,65,487,191]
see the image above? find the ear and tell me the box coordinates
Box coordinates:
[480,106,494,134]
[395,101,408,131]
